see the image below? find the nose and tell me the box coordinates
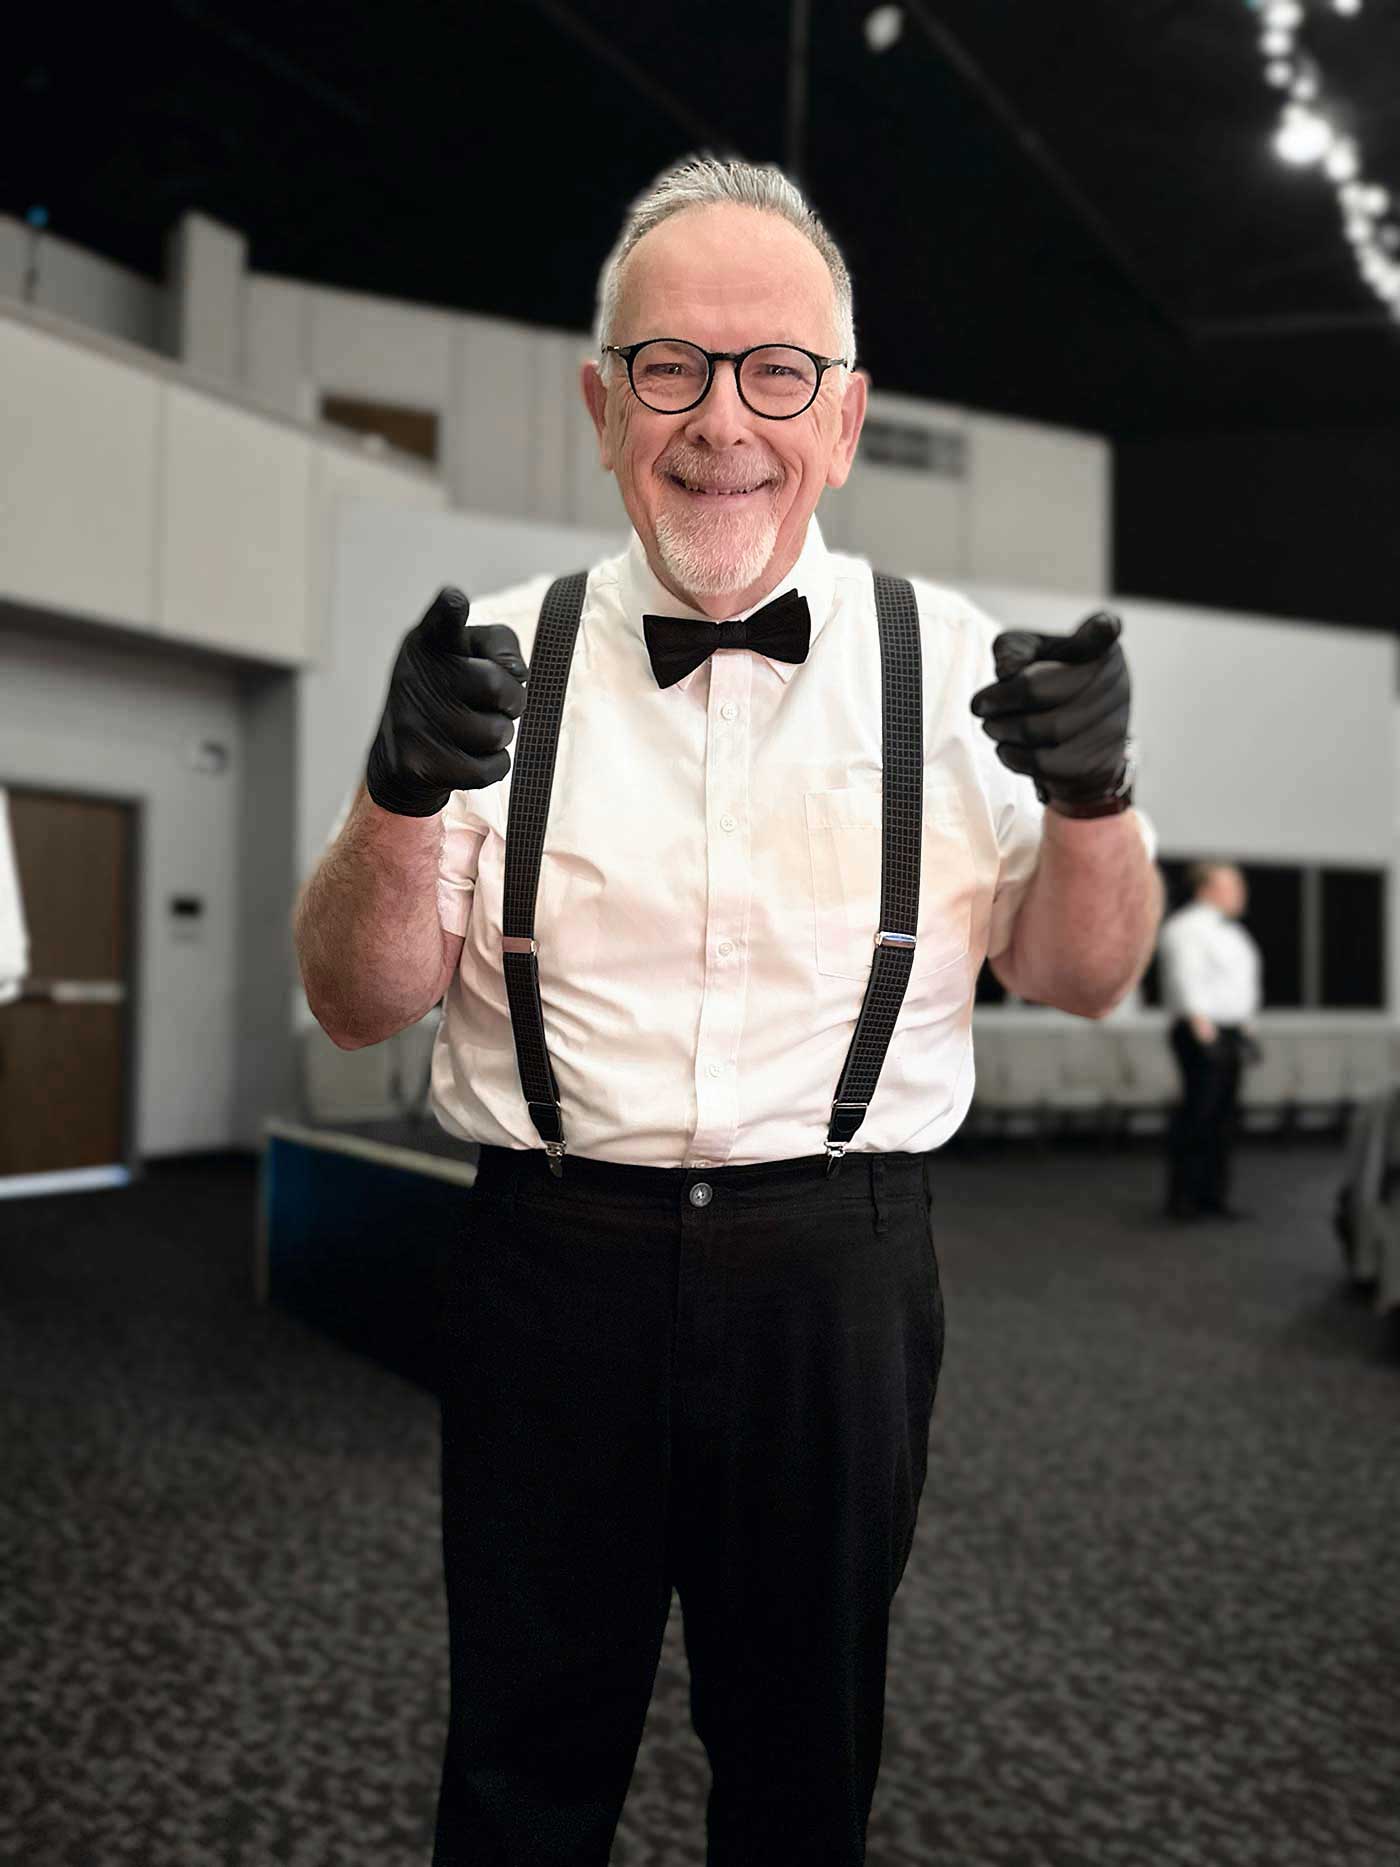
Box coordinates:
[681,358,753,451]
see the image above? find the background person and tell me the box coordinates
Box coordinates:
[1158,861,1263,1221]
[294,155,1162,1866]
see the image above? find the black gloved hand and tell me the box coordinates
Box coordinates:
[969,611,1131,812]
[365,587,529,817]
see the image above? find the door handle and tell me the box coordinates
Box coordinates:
[18,980,127,1005]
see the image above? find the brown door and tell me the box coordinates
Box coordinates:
[0,791,133,1176]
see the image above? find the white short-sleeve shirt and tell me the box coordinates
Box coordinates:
[428,515,1126,1166]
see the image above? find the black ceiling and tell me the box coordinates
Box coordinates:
[11,0,1400,439]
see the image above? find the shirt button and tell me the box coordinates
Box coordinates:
[689,1182,713,1208]
[706,1062,723,1078]
[720,813,738,832]
[691,1158,712,1168]
[717,940,734,957]
[720,701,739,721]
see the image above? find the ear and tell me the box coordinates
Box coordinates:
[580,358,615,472]
[824,367,869,491]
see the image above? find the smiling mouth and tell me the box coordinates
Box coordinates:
[667,473,772,497]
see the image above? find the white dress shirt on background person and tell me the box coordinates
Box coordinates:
[429,517,1157,1166]
[1157,899,1261,1028]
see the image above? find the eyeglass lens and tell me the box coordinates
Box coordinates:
[629,341,820,415]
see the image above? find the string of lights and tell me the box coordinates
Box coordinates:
[1247,0,1400,320]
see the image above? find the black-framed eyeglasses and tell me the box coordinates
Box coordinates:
[601,338,849,420]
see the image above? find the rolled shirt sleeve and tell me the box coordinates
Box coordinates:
[437,788,487,937]
[986,782,1046,961]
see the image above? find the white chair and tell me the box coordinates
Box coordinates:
[1338,1092,1390,1285]
[968,1027,1014,1133]
[389,1007,443,1120]
[1239,1031,1300,1132]
[1343,1030,1394,1104]
[300,1024,399,1124]
[1054,1023,1117,1132]
[1110,1028,1178,1134]
[1293,1034,1349,1131]
[1002,1025,1071,1137]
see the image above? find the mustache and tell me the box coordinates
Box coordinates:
[658,448,783,491]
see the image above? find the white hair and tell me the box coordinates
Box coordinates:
[593,154,857,372]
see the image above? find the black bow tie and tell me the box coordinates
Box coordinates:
[642,589,811,690]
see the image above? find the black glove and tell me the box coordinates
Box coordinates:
[970,611,1131,813]
[365,587,529,816]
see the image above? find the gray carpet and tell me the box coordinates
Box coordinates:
[2,1139,1397,1867]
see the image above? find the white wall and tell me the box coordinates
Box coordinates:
[0,215,164,352]
[164,211,246,384]
[0,302,448,665]
[968,580,1399,1011]
[0,613,246,1156]
[964,584,1395,867]
[0,219,1111,588]
[237,272,1108,584]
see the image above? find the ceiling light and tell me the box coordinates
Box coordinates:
[1274,107,1334,165]
[863,5,904,53]
[1323,138,1359,182]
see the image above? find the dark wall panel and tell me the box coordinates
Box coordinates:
[1321,868,1386,1011]
[1115,428,1400,641]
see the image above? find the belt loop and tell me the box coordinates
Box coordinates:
[871,1153,888,1236]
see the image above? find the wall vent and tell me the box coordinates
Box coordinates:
[860,419,966,477]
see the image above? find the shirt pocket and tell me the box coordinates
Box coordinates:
[804,779,975,981]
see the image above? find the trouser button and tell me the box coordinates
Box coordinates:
[688,1182,713,1208]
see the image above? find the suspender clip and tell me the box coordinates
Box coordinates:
[543,1140,566,1179]
[824,1142,847,1179]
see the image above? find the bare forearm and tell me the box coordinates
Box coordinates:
[998,810,1163,1018]
[293,783,447,1047]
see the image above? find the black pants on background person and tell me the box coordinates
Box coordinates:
[1166,1019,1245,1216]
[430,1144,945,1867]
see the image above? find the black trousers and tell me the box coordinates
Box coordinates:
[1166,1019,1244,1213]
[430,1144,944,1867]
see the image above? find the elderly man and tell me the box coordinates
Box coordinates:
[1158,862,1262,1221]
[295,157,1162,1866]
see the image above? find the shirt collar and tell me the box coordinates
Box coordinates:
[620,514,836,692]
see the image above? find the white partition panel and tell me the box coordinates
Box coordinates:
[839,390,968,581]
[0,218,20,299]
[159,385,314,663]
[243,274,310,420]
[570,383,626,532]
[530,329,584,524]
[304,447,450,667]
[0,216,162,351]
[966,582,1396,870]
[967,413,1109,592]
[0,317,161,626]
[448,314,535,520]
[309,282,455,413]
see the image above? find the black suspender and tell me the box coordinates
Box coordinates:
[498,567,923,1178]
[499,571,588,1173]
[825,573,923,1173]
